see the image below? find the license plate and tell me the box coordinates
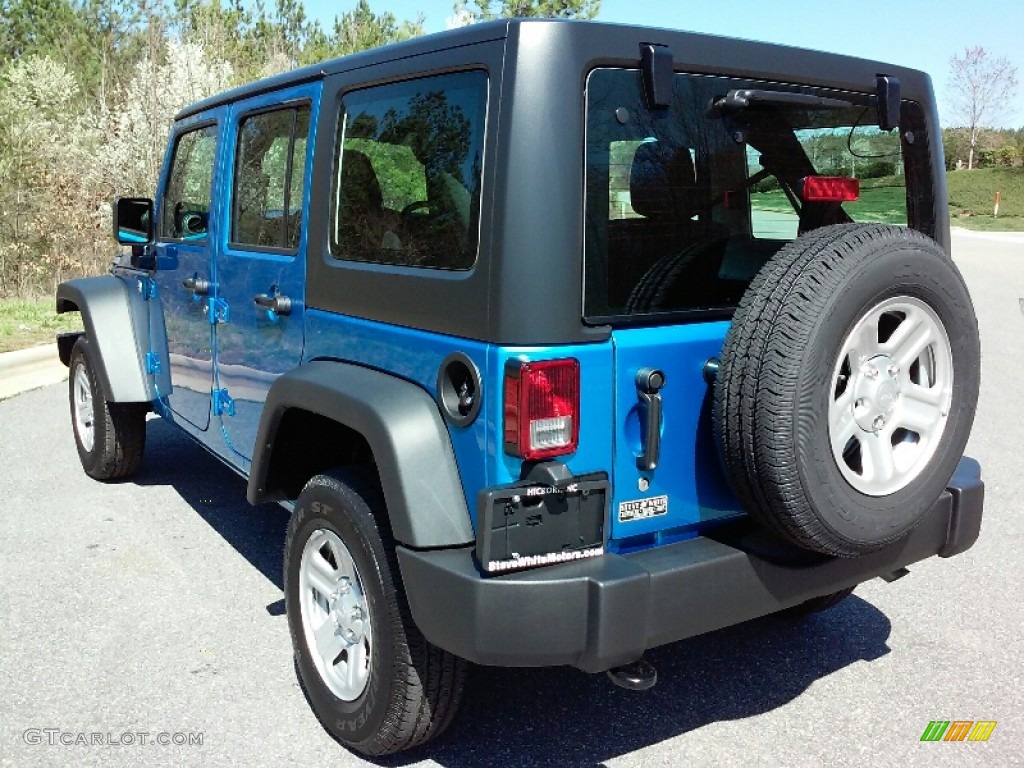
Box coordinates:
[476,475,607,573]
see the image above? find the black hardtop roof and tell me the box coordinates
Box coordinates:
[175,18,929,121]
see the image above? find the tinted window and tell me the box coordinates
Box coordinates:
[162,124,218,241]
[584,69,928,321]
[329,71,487,270]
[232,104,310,250]
[748,123,906,240]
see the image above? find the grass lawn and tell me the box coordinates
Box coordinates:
[947,167,1024,231]
[751,169,1024,231]
[750,184,908,225]
[950,215,1024,231]
[0,298,82,353]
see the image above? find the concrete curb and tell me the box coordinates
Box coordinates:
[0,343,67,401]
[951,227,1024,244]
[0,343,59,371]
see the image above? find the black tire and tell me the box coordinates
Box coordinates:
[625,234,729,313]
[714,224,980,557]
[284,470,466,756]
[68,337,146,480]
[781,587,855,617]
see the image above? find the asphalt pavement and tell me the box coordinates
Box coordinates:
[0,229,1021,767]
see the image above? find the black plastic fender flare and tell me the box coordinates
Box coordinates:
[249,361,475,549]
[56,275,154,403]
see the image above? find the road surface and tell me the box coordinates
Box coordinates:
[1,229,1021,767]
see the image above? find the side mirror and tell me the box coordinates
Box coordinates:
[113,197,154,245]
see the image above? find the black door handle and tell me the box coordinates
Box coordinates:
[182,276,210,296]
[253,293,293,316]
[635,368,666,471]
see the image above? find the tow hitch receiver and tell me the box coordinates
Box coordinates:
[607,658,658,691]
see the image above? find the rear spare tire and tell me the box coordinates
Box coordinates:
[714,224,980,556]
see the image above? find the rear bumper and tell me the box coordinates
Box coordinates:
[398,458,983,673]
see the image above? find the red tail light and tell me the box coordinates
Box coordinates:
[801,176,860,202]
[504,358,580,460]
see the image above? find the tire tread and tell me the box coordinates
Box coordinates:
[69,337,146,481]
[287,470,466,756]
[713,224,979,556]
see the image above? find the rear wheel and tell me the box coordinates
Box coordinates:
[68,337,146,480]
[714,224,980,556]
[285,470,466,756]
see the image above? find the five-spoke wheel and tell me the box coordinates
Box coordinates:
[715,224,980,556]
[829,296,953,496]
[285,471,466,756]
[67,337,146,480]
[299,528,372,701]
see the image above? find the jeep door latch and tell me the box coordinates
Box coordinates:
[182,275,210,296]
[635,367,666,471]
[253,291,293,316]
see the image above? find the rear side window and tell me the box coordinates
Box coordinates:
[232,104,311,251]
[329,71,487,270]
[584,69,930,322]
[162,124,218,241]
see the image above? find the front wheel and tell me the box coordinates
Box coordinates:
[284,471,466,756]
[68,337,146,480]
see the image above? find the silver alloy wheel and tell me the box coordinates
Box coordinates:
[298,528,372,701]
[72,363,95,453]
[828,296,953,496]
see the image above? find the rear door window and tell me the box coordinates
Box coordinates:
[232,104,311,251]
[584,69,929,322]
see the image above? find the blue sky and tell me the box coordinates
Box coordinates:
[296,0,1024,127]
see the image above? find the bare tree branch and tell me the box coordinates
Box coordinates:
[947,46,1019,169]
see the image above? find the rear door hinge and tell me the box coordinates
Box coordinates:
[213,388,235,417]
[208,297,230,325]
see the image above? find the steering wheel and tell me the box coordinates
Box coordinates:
[400,200,430,218]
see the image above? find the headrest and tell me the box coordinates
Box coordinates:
[629,142,701,220]
[340,149,383,211]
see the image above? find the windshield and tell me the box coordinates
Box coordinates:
[584,69,931,322]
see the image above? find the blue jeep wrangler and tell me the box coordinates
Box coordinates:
[56,20,983,756]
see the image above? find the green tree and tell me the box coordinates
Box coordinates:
[452,0,600,23]
[171,0,260,76]
[0,56,99,295]
[942,127,970,170]
[997,145,1018,168]
[311,0,423,61]
[72,0,143,106]
[0,0,82,60]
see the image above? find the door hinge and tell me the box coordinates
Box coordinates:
[137,276,157,300]
[145,352,161,374]
[208,297,230,325]
[213,388,235,417]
